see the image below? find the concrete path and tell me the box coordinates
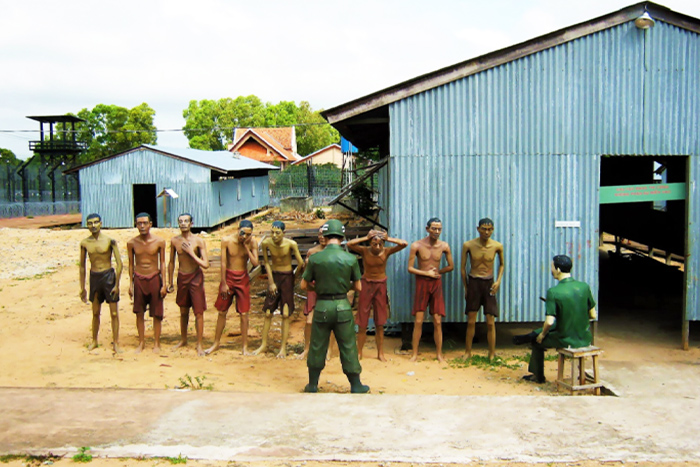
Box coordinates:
[1,387,699,463]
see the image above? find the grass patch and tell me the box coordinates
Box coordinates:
[176,374,213,390]
[72,446,92,463]
[0,454,24,463]
[287,342,305,354]
[449,354,522,371]
[1,453,62,464]
[15,269,57,281]
[163,454,187,464]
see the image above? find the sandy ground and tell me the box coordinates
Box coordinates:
[2,215,700,466]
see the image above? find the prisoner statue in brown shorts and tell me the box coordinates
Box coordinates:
[348,228,407,361]
[253,221,304,358]
[461,218,504,361]
[79,213,123,353]
[167,213,210,356]
[127,212,167,354]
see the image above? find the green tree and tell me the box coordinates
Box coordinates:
[75,103,157,163]
[0,148,20,165]
[182,96,339,156]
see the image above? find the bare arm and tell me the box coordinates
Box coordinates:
[167,241,177,290]
[460,242,469,293]
[111,239,122,296]
[347,235,369,253]
[407,243,435,278]
[491,246,505,295]
[246,237,259,267]
[291,241,305,273]
[219,238,229,297]
[589,306,597,321]
[79,243,88,303]
[385,237,408,255]
[127,241,135,299]
[262,241,276,293]
[439,243,454,275]
[536,316,556,344]
[353,279,362,293]
[159,240,167,297]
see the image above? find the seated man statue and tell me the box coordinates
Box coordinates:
[514,254,597,383]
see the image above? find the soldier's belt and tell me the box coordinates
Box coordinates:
[317,293,348,300]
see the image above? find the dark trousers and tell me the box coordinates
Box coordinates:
[308,299,361,375]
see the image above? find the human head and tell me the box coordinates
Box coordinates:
[369,228,386,253]
[425,217,442,241]
[271,220,286,244]
[552,255,573,279]
[238,219,253,243]
[317,226,328,247]
[322,219,345,240]
[86,213,102,234]
[135,212,152,235]
[477,217,494,240]
[178,213,193,232]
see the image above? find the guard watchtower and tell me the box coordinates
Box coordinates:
[15,115,87,212]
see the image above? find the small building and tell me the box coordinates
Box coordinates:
[323,2,700,347]
[66,145,278,228]
[293,143,343,168]
[229,127,301,169]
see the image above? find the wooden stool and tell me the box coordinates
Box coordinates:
[556,346,603,395]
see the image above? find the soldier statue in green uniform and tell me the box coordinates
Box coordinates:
[513,254,597,383]
[301,219,369,394]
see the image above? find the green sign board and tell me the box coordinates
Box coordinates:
[599,182,686,204]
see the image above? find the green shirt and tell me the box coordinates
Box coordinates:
[303,244,361,296]
[545,277,596,348]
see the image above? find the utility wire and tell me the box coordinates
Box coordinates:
[0,121,333,134]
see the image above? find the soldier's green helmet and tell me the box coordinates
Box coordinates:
[321,219,345,238]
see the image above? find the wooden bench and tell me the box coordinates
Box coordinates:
[556,346,603,395]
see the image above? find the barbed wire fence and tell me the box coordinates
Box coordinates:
[0,161,79,218]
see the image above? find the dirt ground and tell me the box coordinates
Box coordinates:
[1,212,699,466]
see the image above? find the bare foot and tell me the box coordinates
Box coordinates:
[204,343,220,355]
[297,350,308,360]
[276,349,287,359]
[358,352,363,360]
[377,353,387,362]
[488,353,496,361]
[463,352,472,360]
[409,354,418,362]
[173,340,187,351]
[134,343,145,354]
[153,345,160,354]
[437,354,446,363]
[196,345,205,357]
[252,345,266,356]
[87,341,98,351]
[112,343,123,354]
[240,346,251,356]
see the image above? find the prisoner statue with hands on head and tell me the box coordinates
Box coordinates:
[167,213,210,356]
[206,219,259,355]
[301,219,369,393]
[407,217,454,363]
[254,220,304,358]
[127,212,168,354]
[79,213,123,353]
[461,217,505,361]
[347,227,408,362]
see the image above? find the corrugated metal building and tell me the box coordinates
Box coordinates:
[323,2,700,346]
[66,145,278,228]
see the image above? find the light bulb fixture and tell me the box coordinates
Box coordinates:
[635,11,655,29]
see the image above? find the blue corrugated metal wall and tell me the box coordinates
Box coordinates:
[385,20,700,322]
[79,148,270,228]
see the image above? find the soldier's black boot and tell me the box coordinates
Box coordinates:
[347,373,370,394]
[304,368,321,393]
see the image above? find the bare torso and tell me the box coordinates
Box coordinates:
[224,235,258,272]
[81,234,116,272]
[415,238,449,272]
[128,234,165,276]
[463,238,503,279]
[171,234,206,274]
[262,237,297,272]
[361,249,389,280]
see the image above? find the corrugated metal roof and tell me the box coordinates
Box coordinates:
[66,145,279,174]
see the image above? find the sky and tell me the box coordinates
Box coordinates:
[2,0,700,160]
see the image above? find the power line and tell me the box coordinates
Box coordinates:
[0,121,333,134]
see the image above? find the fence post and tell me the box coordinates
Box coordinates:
[307,163,314,200]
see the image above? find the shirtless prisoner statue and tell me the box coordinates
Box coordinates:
[207,220,259,355]
[79,213,123,352]
[254,221,304,358]
[167,213,210,356]
[407,217,454,363]
[299,227,327,360]
[127,212,167,353]
[461,218,504,361]
[348,228,408,361]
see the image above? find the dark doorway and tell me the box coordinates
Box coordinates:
[133,184,157,227]
[598,156,687,345]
